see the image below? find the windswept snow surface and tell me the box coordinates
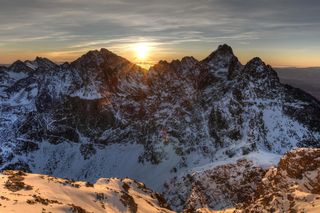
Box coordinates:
[0,170,173,213]
[28,142,181,191]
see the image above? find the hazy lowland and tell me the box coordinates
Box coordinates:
[277,67,320,100]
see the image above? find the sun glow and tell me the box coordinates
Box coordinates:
[134,43,149,60]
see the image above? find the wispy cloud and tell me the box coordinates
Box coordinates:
[0,0,320,66]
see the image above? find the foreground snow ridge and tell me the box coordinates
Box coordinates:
[0,170,173,213]
[1,148,320,212]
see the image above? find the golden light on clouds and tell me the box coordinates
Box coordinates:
[134,43,149,60]
[1,42,319,69]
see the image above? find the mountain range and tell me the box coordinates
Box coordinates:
[1,44,320,212]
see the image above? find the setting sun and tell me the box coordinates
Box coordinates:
[134,43,149,60]
[1,1,320,212]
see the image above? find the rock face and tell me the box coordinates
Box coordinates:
[0,170,173,213]
[164,159,266,211]
[237,148,320,212]
[0,44,320,211]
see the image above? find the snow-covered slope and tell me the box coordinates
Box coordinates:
[183,148,320,212]
[2,148,319,213]
[164,158,266,211]
[236,148,320,212]
[0,170,173,213]
[0,44,320,211]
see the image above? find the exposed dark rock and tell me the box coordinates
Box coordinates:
[238,148,320,212]
[2,161,31,173]
[0,45,320,211]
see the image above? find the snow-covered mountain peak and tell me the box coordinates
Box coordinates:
[180,56,199,73]
[71,49,106,67]
[148,57,198,79]
[24,57,58,71]
[202,44,235,66]
[199,44,242,82]
[71,48,130,70]
[8,60,34,73]
[34,56,57,67]
[216,43,234,54]
[0,65,7,72]
[242,57,280,83]
[244,57,268,73]
[0,44,320,212]
[99,47,116,55]
[181,56,198,66]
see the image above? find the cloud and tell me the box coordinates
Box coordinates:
[0,0,319,66]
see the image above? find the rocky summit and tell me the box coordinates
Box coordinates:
[236,148,320,213]
[1,44,320,212]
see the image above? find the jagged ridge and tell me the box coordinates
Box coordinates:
[0,44,320,211]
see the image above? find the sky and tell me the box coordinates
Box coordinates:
[0,0,320,67]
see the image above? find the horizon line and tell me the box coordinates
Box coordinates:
[1,46,320,69]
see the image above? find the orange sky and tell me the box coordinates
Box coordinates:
[1,0,320,68]
[1,45,319,68]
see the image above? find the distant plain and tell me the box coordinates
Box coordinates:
[276,67,320,101]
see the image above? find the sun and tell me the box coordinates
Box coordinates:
[134,43,149,60]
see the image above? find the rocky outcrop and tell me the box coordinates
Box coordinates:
[164,148,320,212]
[164,159,266,211]
[237,148,320,212]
